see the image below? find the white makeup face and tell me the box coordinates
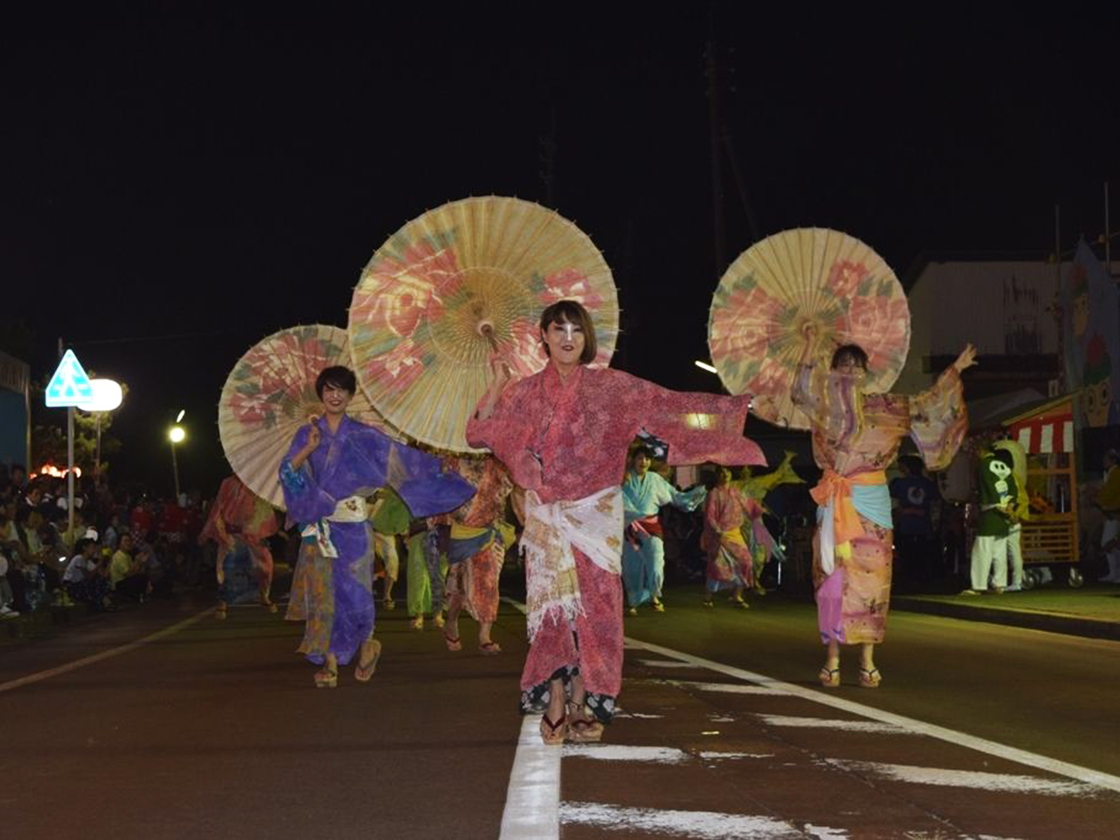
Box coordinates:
[320,383,354,416]
[542,319,585,367]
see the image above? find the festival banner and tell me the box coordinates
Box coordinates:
[1061,240,1120,429]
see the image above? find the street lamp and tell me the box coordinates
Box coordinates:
[168,425,186,500]
[78,379,124,483]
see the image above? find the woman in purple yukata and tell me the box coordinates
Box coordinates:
[467,300,764,745]
[280,366,474,688]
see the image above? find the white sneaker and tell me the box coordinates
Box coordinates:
[0,605,19,618]
[1004,584,1022,592]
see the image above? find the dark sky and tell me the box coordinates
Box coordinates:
[3,3,1119,495]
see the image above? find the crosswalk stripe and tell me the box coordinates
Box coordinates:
[563,744,687,763]
[637,659,701,668]
[623,636,1120,794]
[662,678,787,696]
[559,801,818,839]
[758,714,910,734]
[824,759,1105,797]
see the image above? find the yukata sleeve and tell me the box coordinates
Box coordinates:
[790,363,827,422]
[617,371,765,468]
[908,367,967,472]
[654,473,707,511]
[373,432,476,518]
[466,378,541,490]
[279,425,337,524]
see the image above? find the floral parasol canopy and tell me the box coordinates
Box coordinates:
[708,228,911,430]
[348,196,619,453]
[218,324,398,509]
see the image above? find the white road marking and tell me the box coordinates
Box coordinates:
[637,659,701,668]
[499,714,560,839]
[824,759,1104,798]
[559,801,821,838]
[0,608,214,695]
[759,714,910,734]
[614,711,664,719]
[623,637,1120,794]
[498,596,1120,840]
[803,825,851,840]
[563,744,687,763]
[699,751,775,760]
[663,678,786,696]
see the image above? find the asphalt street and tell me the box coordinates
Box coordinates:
[2,585,1118,839]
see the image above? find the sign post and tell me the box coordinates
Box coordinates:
[46,347,95,539]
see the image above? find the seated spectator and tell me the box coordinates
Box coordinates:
[0,547,19,618]
[109,533,151,602]
[63,538,113,611]
[105,513,126,552]
[60,509,89,557]
[0,500,32,612]
[16,507,59,594]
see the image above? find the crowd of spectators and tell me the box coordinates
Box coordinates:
[0,462,207,619]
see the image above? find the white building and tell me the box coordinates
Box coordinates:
[896,255,1065,400]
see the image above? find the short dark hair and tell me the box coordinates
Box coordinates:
[539,300,597,365]
[76,537,96,553]
[831,344,869,371]
[631,445,655,463]
[315,366,357,399]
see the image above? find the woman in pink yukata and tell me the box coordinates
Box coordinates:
[791,331,974,689]
[467,300,764,745]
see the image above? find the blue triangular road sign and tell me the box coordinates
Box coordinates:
[45,349,94,407]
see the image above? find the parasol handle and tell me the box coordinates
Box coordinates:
[477,321,500,353]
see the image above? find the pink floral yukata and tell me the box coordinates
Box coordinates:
[791,364,966,645]
[442,455,515,625]
[701,484,771,592]
[467,363,763,723]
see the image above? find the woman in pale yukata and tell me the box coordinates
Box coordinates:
[467,300,764,745]
[281,366,474,688]
[621,445,706,616]
[791,335,974,688]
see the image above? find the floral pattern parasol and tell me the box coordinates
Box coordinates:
[708,228,910,430]
[218,324,399,509]
[348,196,619,453]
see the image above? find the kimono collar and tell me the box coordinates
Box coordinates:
[316,413,355,439]
[542,360,585,396]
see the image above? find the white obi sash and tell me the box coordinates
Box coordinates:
[520,486,623,641]
[301,495,369,559]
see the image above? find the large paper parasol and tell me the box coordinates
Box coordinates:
[348,195,619,452]
[708,228,910,430]
[218,324,397,509]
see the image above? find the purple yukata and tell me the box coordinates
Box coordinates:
[280,415,474,664]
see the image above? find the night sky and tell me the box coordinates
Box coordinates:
[4,4,1119,496]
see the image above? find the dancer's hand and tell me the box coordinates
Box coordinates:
[798,322,825,364]
[476,354,512,421]
[952,343,978,373]
[291,417,321,470]
[304,418,322,452]
[490,354,512,390]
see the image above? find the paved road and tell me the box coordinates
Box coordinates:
[2,585,1118,839]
